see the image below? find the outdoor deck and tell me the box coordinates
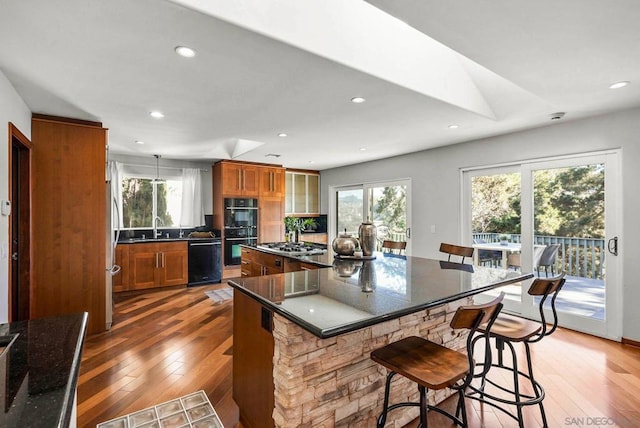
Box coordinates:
[498,274,605,320]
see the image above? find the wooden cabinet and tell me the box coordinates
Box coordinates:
[299,232,328,245]
[233,290,275,428]
[240,247,284,278]
[216,161,259,197]
[284,258,320,273]
[259,197,285,243]
[260,166,285,198]
[128,241,188,290]
[213,161,286,261]
[31,116,107,334]
[285,170,320,215]
[113,245,130,292]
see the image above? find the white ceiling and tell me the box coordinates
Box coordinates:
[1,0,639,170]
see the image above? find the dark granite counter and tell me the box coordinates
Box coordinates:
[228,252,532,338]
[0,312,88,428]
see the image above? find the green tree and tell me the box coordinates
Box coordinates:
[372,186,406,233]
[471,173,521,234]
[122,178,173,228]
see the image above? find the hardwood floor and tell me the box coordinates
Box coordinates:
[78,284,640,427]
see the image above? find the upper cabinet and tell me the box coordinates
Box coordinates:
[259,166,285,198]
[285,171,320,216]
[216,161,260,197]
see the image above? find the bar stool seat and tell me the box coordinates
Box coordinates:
[489,314,542,341]
[371,294,505,427]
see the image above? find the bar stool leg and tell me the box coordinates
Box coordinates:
[418,385,428,428]
[505,341,525,428]
[377,371,396,428]
[524,343,549,427]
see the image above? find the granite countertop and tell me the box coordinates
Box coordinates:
[119,237,221,244]
[0,312,88,427]
[228,252,532,338]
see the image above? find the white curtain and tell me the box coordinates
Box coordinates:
[180,168,204,227]
[108,161,124,233]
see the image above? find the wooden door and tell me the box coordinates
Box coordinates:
[241,165,260,197]
[259,197,285,243]
[260,167,285,198]
[129,243,158,289]
[160,242,188,286]
[221,162,243,195]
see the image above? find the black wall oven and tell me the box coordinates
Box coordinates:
[224,198,258,265]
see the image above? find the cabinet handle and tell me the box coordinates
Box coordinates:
[155,253,159,268]
[300,266,312,271]
[241,272,249,276]
[162,252,165,268]
[242,170,246,190]
[270,172,274,192]
[238,169,242,190]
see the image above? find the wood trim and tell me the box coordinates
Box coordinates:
[32,113,103,128]
[622,337,640,348]
[285,167,320,175]
[7,123,33,322]
[214,159,283,168]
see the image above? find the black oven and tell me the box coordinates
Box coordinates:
[224,236,257,266]
[224,198,258,265]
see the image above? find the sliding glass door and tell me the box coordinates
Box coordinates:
[464,153,621,340]
[335,180,411,253]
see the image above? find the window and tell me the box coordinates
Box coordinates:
[122,177,183,229]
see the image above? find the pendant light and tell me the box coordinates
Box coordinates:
[152,154,165,183]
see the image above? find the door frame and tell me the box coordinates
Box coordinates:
[461,150,622,340]
[8,122,33,322]
[330,178,412,254]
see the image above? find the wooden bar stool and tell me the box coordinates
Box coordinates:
[439,243,474,264]
[467,275,565,427]
[370,293,504,427]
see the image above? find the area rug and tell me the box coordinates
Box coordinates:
[205,287,233,304]
[97,390,223,428]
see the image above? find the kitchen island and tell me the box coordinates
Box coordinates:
[0,312,88,427]
[229,251,531,427]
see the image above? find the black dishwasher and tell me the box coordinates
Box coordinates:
[188,239,222,286]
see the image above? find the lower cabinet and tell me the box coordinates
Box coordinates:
[113,245,130,292]
[284,258,320,272]
[127,242,188,290]
[240,247,284,278]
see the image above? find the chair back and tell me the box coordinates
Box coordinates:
[450,293,505,330]
[440,243,474,263]
[528,274,565,341]
[538,244,560,266]
[450,293,505,389]
[382,240,407,254]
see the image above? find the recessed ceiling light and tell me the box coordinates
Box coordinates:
[359,147,367,151]
[278,133,288,137]
[448,124,459,129]
[150,111,164,119]
[175,46,196,58]
[351,97,366,104]
[135,140,145,145]
[609,81,630,89]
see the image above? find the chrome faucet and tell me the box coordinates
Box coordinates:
[154,216,164,238]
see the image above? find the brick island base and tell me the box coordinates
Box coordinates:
[271,297,473,427]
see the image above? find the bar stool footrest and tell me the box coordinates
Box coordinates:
[378,401,465,427]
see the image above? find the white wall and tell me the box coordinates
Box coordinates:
[321,108,640,341]
[0,70,31,323]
